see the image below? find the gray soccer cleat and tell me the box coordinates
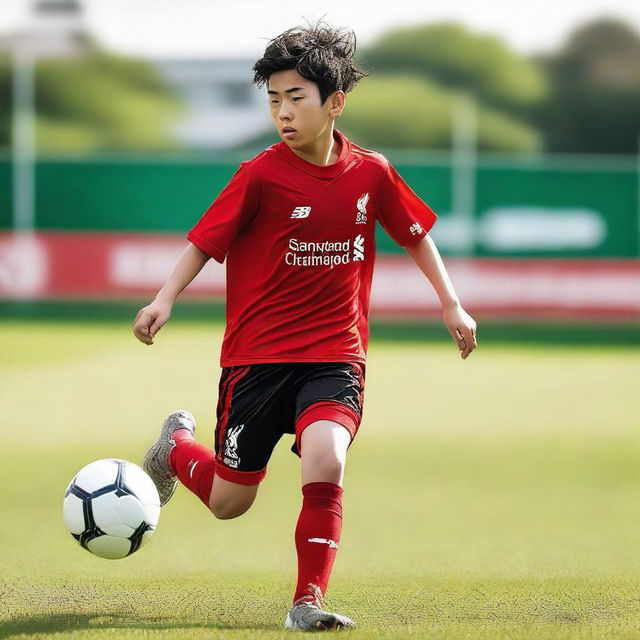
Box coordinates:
[142,410,196,506]
[285,587,356,631]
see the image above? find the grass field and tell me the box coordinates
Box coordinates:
[1,320,640,639]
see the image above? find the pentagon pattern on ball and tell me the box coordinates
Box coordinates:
[63,458,160,560]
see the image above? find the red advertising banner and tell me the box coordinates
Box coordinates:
[1,232,638,319]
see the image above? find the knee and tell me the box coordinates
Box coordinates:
[209,500,252,520]
[209,475,260,520]
[306,451,346,482]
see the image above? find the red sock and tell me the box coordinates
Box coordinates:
[293,482,343,603]
[168,430,216,507]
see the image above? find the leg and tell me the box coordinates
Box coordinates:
[285,418,356,630]
[300,420,351,486]
[170,363,280,517]
[169,431,264,519]
[208,473,259,520]
[295,420,351,602]
[147,410,265,519]
[285,363,365,630]
[146,365,289,516]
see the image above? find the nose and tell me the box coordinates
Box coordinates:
[278,106,293,122]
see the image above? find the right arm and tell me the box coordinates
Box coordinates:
[132,243,210,345]
[134,161,259,344]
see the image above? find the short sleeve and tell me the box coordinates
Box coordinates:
[187,162,260,263]
[376,160,437,247]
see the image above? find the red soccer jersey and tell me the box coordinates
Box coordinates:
[187,128,437,367]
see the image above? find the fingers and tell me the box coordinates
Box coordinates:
[444,307,478,360]
[449,328,466,356]
[132,309,155,345]
[134,323,153,345]
[149,317,165,339]
[455,325,478,359]
[454,330,467,357]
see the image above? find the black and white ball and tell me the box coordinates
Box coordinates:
[63,459,160,559]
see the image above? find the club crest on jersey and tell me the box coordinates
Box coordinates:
[355,193,369,224]
[291,206,311,219]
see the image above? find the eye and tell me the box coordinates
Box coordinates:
[292,97,303,101]
[270,100,279,104]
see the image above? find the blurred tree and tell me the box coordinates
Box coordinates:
[346,22,546,151]
[0,47,182,153]
[537,19,640,154]
[362,22,547,112]
[339,74,541,152]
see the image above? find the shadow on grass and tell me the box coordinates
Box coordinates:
[0,611,275,638]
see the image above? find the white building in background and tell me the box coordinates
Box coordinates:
[0,0,88,58]
[0,0,271,151]
[154,58,272,149]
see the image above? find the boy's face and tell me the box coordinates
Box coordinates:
[267,68,344,149]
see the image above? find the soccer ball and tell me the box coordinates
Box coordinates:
[63,458,161,559]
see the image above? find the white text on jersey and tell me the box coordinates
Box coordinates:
[284,236,365,269]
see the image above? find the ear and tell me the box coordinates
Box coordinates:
[329,91,346,118]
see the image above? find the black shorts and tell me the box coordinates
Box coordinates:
[213,362,365,486]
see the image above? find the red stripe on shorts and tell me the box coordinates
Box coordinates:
[216,366,251,453]
[294,400,362,456]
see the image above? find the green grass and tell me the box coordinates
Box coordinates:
[1,320,640,639]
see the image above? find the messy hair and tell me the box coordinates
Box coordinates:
[252,19,369,104]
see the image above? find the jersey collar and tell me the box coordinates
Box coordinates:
[275,128,352,179]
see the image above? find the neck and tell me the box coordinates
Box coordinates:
[290,126,340,166]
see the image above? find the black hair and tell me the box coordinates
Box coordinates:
[252,18,369,104]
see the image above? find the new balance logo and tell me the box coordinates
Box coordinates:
[308,537,339,549]
[291,206,311,219]
[409,222,423,236]
[355,193,369,224]
[353,234,365,261]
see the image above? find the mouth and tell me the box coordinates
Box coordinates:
[282,127,297,139]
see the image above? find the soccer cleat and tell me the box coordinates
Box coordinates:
[284,586,356,631]
[142,410,195,506]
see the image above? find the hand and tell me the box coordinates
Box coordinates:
[132,299,172,345]
[443,303,477,359]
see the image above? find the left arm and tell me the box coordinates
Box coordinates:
[405,234,477,359]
